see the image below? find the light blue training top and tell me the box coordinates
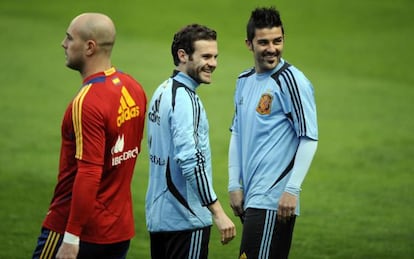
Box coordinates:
[229,59,318,214]
[146,71,217,232]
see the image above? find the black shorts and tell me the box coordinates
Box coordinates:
[150,226,211,259]
[32,228,130,259]
[239,208,296,259]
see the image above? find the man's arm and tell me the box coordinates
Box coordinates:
[228,132,244,218]
[56,161,102,258]
[278,137,318,220]
[208,200,236,245]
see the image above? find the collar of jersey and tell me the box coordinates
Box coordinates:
[256,58,286,79]
[82,67,116,86]
[173,71,199,91]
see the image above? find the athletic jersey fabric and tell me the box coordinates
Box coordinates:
[229,59,318,214]
[42,67,147,244]
[146,71,217,232]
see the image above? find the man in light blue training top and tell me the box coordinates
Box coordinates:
[146,24,236,259]
[228,6,318,259]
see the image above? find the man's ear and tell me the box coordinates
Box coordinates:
[85,40,97,56]
[245,39,253,51]
[177,49,188,64]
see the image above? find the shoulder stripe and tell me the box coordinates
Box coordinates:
[271,62,291,92]
[72,84,93,159]
[238,68,255,79]
[280,68,307,135]
[171,80,200,145]
[184,87,200,146]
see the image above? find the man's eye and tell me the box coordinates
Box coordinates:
[274,38,283,44]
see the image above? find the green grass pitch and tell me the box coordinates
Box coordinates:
[0,0,413,258]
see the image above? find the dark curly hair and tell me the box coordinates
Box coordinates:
[171,24,217,66]
[246,7,284,42]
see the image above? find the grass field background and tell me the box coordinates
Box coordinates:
[1,0,413,258]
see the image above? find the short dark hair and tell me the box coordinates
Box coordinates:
[246,7,284,42]
[171,24,217,66]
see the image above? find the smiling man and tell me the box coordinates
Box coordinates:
[145,24,236,259]
[228,7,319,259]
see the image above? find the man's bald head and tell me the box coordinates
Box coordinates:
[70,13,116,52]
[62,13,117,76]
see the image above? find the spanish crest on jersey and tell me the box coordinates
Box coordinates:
[256,93,273,115]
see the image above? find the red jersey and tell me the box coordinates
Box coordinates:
[42,67,147,244]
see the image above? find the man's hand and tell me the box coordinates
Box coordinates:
[213,211,236,245]
[277,191,297,223]
[229,190,244,217]
[56,242,79,259]
[208,200,236,245]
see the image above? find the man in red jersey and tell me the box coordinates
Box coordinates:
[32,13,147,259]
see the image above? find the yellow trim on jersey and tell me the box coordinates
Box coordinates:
[72,84,93,160]
[104,67,116,76]
[39,230,61,259]
[112,77,121,85]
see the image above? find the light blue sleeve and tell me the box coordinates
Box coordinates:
[285,137,318,196]
[228,132,243,192]
[171,87,217,205]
